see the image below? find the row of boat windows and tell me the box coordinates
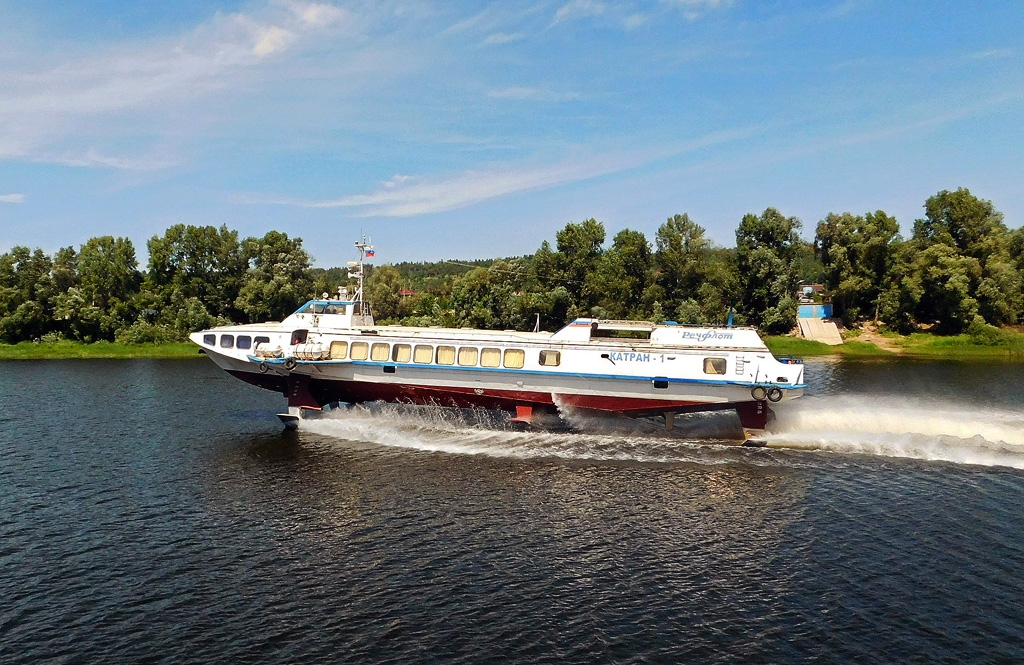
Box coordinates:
[332,341,561,369]
[204,334,270,350]
[206,332,728,375]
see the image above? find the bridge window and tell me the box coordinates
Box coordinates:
[703,357,727,375]
[350,341,369,360]
[414,345,433,364]
[330,341,348,359]
[538,350,560,367]
[392,344,412,363]
[220,334,234,348]
[236,335,252,350]
[503,349,525,369]
[436,346,456,365]
[458,347,479,366]
[370,343,390,361]
[480,348,501,368]
[203,334,215,346]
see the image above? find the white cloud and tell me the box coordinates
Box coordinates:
[552,0,606,26]
[623,13,651,30]
[0,194,25,203]
[481,32,525,46]
[964,48,1013,60]
[661,0,733,21]
[291,1,346,27]
[489,86,580,102]
[254,26,297,56]
[253,126,760,216]
[0,1,349,169]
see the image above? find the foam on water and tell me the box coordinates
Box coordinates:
[301,396,1024,470]
[766,395,1024,469]
[299,404,743,465]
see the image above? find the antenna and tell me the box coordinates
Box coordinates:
[352,236,374,305]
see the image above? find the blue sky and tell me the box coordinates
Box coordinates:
[1,0,1022,267]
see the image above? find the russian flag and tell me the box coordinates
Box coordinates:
[366,249,375,257]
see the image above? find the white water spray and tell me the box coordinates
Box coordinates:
[766,395,1024,469]
[298,396,1024,470]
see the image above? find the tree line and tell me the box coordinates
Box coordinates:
[1,187,1021,344]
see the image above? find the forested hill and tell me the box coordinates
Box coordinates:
[2,187,1022,345]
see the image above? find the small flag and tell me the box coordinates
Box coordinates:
[366,249,375,257]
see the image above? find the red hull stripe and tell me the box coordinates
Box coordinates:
[228,370,710,417]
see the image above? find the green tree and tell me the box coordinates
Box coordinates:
[146,224,246,322]
[554,218,605,313]
[736,208,802,334]
[593,228,651,319]
[366,264,406,322]
[909,188,1020,329]
[235,231,314,321]
[654,214,710,310]
[816,210,901,323]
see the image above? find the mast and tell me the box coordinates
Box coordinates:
[350,237,374,304]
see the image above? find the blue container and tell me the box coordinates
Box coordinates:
[798,304,832,318]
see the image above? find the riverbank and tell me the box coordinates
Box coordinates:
[765,330,1024,359]
[4,332,1023,361]
[0,341,199,360]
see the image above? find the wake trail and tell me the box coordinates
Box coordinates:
[298,397,1024,470]
[766,395,1024,469]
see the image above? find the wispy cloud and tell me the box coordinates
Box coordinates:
[552,0,606,26]
[488,86,580,102]
[661,0,733,21]
[0,1,348,169]
[623,13,651,30]
[964,48,1013,60]
[0,194,25,203]
[481,32,525,46]
[249,126,760,216]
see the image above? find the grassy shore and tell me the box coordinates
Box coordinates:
[766,330,1024,359]
[0,341,200,360]
[4,332,1023,361]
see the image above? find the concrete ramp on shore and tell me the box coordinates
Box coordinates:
[799,317,843,345]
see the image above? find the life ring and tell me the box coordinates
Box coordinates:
[283,357,298,371]
[751,386,767,401]
[767,387,783,402]
[259,361,269,373]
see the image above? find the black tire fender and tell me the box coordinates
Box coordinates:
[283,357,297,371]
[767,387,783,403]
[259,360,269,374]
[751,386,767,401]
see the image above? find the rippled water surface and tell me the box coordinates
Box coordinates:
[2,357,1024,663]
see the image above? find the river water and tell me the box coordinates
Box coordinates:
[1,357,1023,663]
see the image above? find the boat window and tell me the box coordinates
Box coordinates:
[203,334,215,346]
[503,349,525,369]
[458,347,479,366]
[350,341,369,360]
[414,345,433,364]
[254,336,270,346]
[236,335,252,350]
[480,348,501,368]
[291,329,308,344]
[325,304,346,315]
[538,350,560,367]
[220,334,234,349]
[703,357,727,374]
[370,343,390,361]
[436,346,456,365]
[392,344,412,363]
[330,341,348,359]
